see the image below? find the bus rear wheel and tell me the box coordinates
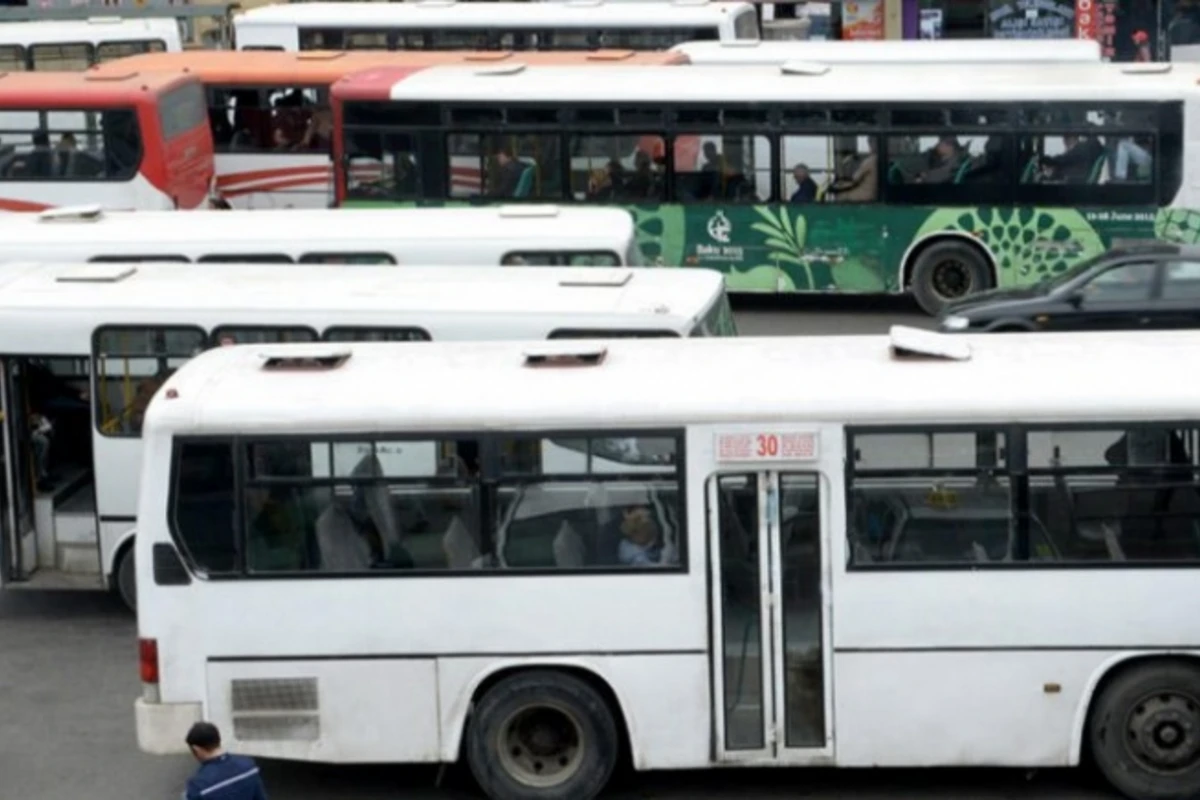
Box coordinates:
[466,670,618,800]
[909,240,991,316]
[1089,660,1200,800]
[115,547,137,613]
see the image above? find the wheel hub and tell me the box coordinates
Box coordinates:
[498,704,585,788]
[1128,693,1200,772]
[932,258,972,300]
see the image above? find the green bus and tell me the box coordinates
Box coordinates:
[331,60,1196,314]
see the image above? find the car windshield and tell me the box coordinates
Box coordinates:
[1040,252,1112,293]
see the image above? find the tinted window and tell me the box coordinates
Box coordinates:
[158,82,208,140]
[197,253,293,264]
[172,439,237,575]
[1028,426,1200,562]
[323,327,431,343]
[30,42,92,70]
[1079,261,1157,302]
[211,327,317,346]
[96,39,166,63]
[848,429,1012,565]
[0,45,25,71]
[1163,261,1200,300]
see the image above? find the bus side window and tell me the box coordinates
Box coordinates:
[197,253,293,264]
[299,252,396,265]
[30,42,93,71]
[92,325,207,438]
[101,109,142,181]
[210,326,318,348]
[323,327,431,343]
[171,438,238,575]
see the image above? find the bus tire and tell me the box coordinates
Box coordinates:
[466,670,618,800]
[1088,660,1200,800]
[115,546,137,613]
[909,240,991,315]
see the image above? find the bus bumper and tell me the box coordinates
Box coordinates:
[135,697,202,754]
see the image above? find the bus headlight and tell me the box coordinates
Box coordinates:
[941,315,970,331]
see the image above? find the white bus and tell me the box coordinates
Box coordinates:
[0,205,643,266]
[0,17,182,71]
[671,38,1104,65]
[132,327,1200,800]
[233,0,759,52]
[0,260,731,611]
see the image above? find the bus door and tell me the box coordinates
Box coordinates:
[705,429,832,764]
[0,358,37,583]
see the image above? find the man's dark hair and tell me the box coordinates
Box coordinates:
[185,721,221,750]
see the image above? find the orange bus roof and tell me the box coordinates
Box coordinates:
[0,69,195,106]
[87,49,689,86]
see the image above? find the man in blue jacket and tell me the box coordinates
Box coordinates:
[183,722,268,800]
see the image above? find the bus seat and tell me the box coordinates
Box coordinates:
[315,504,373,571]
[552,520,586,568]
[443,515,479,569]
[513,166,535,198]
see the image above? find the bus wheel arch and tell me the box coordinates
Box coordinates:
[110,531,137,613]
[460,665,630,800]
[901,234,997,316]
[1081,654,1200,799]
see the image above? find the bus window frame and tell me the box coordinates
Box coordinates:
[91,323,208,439]
[344,98,1183,210]
[165,427,689,580]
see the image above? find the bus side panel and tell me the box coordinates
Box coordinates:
[832,650,1104,767]
[205,658,441,763]
[435,654,711,770]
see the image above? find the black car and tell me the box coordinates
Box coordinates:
[937,242,1200,333]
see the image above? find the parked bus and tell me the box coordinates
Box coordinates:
[330,60,1196,313]
[90,49,687,208]
[0,260,732,610]
[671,38,1103,65]
[0,204,642,265]
[0,18,182,71]
[0,70,213,212]
[233,0,759,52]
[132,327,1200,800]
[0,5,239,49]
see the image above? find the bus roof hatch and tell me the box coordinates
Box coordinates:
[523,342,608,368]
[888,325,972,361]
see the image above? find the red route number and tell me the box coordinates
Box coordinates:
[715,431,818,462]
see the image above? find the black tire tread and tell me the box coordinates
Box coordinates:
[1089,660,1200,800]
[466,669,618,800]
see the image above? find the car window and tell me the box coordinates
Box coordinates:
[1080,261,1157,302]
[1164,260,1200,300]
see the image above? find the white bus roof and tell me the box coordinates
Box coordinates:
[0,206,634,253]
[0,261,720,354]
[234,0,752,29]
[147,329,1200,437]
[670,38,1103,64]
[0,17,181,46]
[384,61,1200,103]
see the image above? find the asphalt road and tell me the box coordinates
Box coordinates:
[0,302,1120,800]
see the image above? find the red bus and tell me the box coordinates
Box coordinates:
[0,69,214,211]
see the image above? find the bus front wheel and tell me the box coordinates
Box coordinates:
[1089,660,1200,800]
[909,240,992,316]
[466,670,618,800]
